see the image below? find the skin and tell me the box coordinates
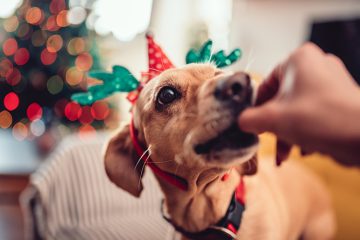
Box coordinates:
[238,43,360,166]
[104,63,335,239]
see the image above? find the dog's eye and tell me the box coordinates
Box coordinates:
[157,87,178,105]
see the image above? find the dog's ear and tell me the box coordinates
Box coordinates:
[104,124,145,197]
[235,155,258,176]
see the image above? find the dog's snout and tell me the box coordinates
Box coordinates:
[214,72,252,105]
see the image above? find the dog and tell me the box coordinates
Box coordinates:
[104,63,335,240]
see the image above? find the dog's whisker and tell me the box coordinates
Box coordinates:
[134,146,151,171]
[138,151,151,189]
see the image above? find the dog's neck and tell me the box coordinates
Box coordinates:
[157,167,241,233]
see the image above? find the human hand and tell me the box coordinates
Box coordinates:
[239,43,360,166]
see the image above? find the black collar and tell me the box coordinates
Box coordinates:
[161,190,245,240]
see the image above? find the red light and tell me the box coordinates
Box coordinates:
[41,48,57,65]
[91,101,110,120]
[6,67,21,86]
[79,106,93,124]
[27,103,43,121]
[50,0,66,14]
[3,38,18,56]
[14,48,30,65]
[64,102,82,121]
[54,98,68,117]
[4,92,19,111]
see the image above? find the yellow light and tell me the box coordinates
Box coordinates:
[3,16,19,32]
[67,37,86,55]
[66,67,84,86]
[0,110,12,129]
[47,34,63,53]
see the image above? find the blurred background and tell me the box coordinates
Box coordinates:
[0,0,359,239]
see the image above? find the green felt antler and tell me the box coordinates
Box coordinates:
[71,65,140,105]
[186,40,242,68]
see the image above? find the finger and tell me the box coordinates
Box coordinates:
[238,103,279,134]
[256,61,288,105]
[276,138,292,166]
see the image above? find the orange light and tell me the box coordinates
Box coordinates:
[78,124,96,139]
[26,7,43,25]
[40,49,57,65]
[6,67,21,86]
[66,67,84,86]
[0,111,12,129]
[75,52,93,71]
[2,38,18,56]
[12,122,28,141]
[56,10,69,27]
[47,34,63,53]
[14,48,30,66]
[3,16,19,32]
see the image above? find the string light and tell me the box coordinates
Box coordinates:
[30,119,45,137]
[27,102,43,121]
[40,48,57,65]
[54,98,68,117]
[12,122,28,141]
[14,48,30,65]
[0,58,13,77]
[31,30,47,47]
[91,101,110,120]
[4,92,20,111]
[2,38,18,56]
[46,34,63,53]
[64,101,82,121]
[78,124,96,139]
[16,23,31,39]
[25,7,43,25]
[75,52,93,71]
[50,0,66,15]
[6,67,21,86]
[56,10,69,27]
[46,15,60,31]
[67,6,86,25]
[79,106,93,124]
[66,67,84,86]
[3,16,19,32]
[47,75,63,94]
[0,110,12,129]
[67,37,86,55]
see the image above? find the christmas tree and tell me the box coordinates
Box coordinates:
[0,0,112,141]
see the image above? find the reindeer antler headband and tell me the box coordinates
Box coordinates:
[71,34,242,105]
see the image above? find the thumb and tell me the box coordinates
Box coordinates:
[238,103,279,134]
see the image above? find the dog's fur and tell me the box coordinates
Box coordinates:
[104,64,335,240]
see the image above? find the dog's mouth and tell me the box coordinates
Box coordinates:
[194,123,258,155]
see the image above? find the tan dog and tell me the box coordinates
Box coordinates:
[104,63,335,240]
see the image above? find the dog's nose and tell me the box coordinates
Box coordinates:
[214,72,252,105]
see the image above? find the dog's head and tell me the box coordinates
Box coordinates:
[105,63,258,197]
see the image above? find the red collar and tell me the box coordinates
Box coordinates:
[129,116,188,191]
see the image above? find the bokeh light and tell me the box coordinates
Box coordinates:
[91,101,110,120]
[46,15,60,31]
[25,7,43,25]
[78,124,96,139]
[4,92,19,111]
[3,16,19,32]
[30,119,46,137]
[14,48,30,65]
[56,10,69,27]
[67,6,86,25]
[66,67,84,86]
[2,38,18,56]
[47,75,64,94]
[31,30,47,47]
[16,23,31,38]
[0,110,12,129]
[67,37,86,55]
[6,67,21,86]
[54,98,68,117]
[64,101,82,121]
[75,52,93,71]
[12,122,28,141]
[79,106,93,124]
[0,0,22,18]
[50,0,66,14]
[0,58,13,77]
[40,48,57,65]
[27,103,43,121]
[46,34,63,53]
